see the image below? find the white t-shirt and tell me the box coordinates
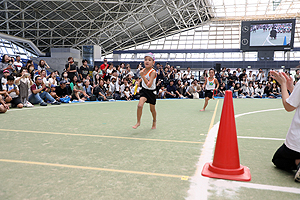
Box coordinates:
[48,77,57,86]
[285,81,300,152]
[3,84,19,98]
[14,61,23,71]
[1,77,7,85]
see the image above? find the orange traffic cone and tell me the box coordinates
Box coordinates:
[201,90,251,181]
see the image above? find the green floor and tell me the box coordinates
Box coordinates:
[0,99,299,199]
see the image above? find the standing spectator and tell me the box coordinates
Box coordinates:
[176,80,185,98]
[79,59,90,81]
[257,68,265,83]
[2,76,23,108]
[109,76,120,100]
[0,55,14,78]
[239,69,247,81]
[248,71,254,82]
[220,67,228,89]
[294,69,300,82]
[100,58,109,79]
[14,56,23,73]
[92,66,100,84]
[135,63,143,79]
[105,63,114,81]
[65,57,77,80]
[156,64,164,81]
[15,67,34,107]
[200,70,208,83]
[228,71,238,88]
[236,68,242,77]
[29,76,61,106]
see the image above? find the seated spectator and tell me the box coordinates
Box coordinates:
[72,80,89,102]
[56,80,71,102]
[1,70,10,86]
[166,80,177,98]
[254,82,264,98]
[120,78,130,100]
[232,82,243,98]
[29,76,61,106]
[40,70,49,86]
[70,75,78,91]
[270,83,281,98]
[83,79,93,97]
[263,82,273,98]
[158,85,166,99]
[218,82,226,97]
[2,75,23,108]
[247,82,255,98]
[61,71,71,85]
[94,79,107,101]
[0,94,9,113]
[50,85,58,101]
[124,86,132,101]
[188,80,201,99]
[48,72,58,86]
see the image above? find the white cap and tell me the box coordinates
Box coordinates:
[144,52,155,61]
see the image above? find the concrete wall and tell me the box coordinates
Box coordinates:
[32,48,82,73]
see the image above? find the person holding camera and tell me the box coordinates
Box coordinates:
[15,67,34,107]
[29,76,61,106]
[0,55,14,78]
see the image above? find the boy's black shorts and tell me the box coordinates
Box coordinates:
[140,87,156,105]
[204,90,213,98]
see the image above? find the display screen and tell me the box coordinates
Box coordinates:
[250,23,293,47]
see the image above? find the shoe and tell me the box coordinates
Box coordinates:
[40,102,47,106]
[79,99,85,103]
[51,101,61,105]
[23,102,28,107]
[295,163,300,182]
[26,101,34,107]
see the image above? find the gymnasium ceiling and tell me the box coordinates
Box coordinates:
[0,0,299,55]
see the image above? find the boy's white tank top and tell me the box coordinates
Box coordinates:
[142,68,157,90]
[206,77,216,90]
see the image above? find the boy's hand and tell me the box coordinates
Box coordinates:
[139,69,145,76]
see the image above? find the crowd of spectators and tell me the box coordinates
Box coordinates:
[0,54,299,114]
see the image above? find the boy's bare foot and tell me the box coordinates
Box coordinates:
[200,109,205,112]
[151,120,156,129]
[132,122,140,129]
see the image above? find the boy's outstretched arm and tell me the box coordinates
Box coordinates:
[270,71,296,112]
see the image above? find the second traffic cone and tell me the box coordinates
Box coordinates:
[201,90,251,181]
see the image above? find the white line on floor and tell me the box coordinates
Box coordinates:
[186,107,290,200]
[237,136,285,141]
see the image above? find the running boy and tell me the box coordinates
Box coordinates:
[270,71,300,182]
[132,53,157,129]
[200,69,219,111]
